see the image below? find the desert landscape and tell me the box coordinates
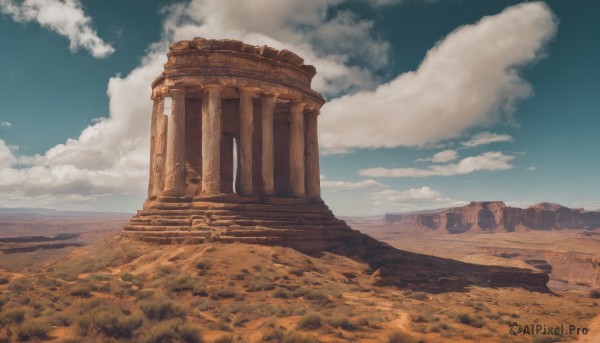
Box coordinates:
[1,1,599,342]
[0,206,598,342]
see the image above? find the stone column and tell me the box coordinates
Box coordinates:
[163,89,186,196]
[147,97,162,198]
[153,113,168,196]
[305,110,321,200]
[261,94,277,196]
[289,101,306,197]
[201,86,222,194]
[238,88,254,195]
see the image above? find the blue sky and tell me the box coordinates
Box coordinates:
[0,0,598,215]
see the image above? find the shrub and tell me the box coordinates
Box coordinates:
[246,279,276,292]
[387,330,423,343]
[141,319,203,343]
[0,277,9,285]
[168,275,196,293]
[427,321,449,332]
[17,320,50,340]
[456,313,484,328]
[208,287,236,299]
[297,313,323,330]
[194,259,211,271]
[157,264,176,276]
[69,283,96,298]
[304,289,327,301]
[272,288,292,299]
[0,308,26,325]
[50,313,72,327]
[136,289,155,301]
[289,268,305,277]
[120,272,134,281]
[327,316,356,330]
[139,298,185,321]
[9,277,32,293]
[94,311,144,338]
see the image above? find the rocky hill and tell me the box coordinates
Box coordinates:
[384,201,600,233]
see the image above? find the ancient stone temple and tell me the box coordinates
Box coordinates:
[123,38,363,251]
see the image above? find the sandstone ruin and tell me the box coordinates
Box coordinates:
[122,38,366,251]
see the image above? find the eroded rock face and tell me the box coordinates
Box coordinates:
[385,201,600,232]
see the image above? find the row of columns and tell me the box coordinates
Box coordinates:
[148,86,321,200]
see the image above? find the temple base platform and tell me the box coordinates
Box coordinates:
[122,194,371,253]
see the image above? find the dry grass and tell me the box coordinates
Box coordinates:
[0,237,597,342]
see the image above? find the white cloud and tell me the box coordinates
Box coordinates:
[319,2,557,152]
[359,151,514,177]
[370,186,468,213]
[0,121,11,129]
[0,139,17,169]
[526,166,537,171]
[0,0,115,58]
[321,179,384,190]
[461,131,514,148]
[417,149,458,163]
[0,0,391,209]
[372,186,442,203]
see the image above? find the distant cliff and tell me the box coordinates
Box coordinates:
[384,202,600,233]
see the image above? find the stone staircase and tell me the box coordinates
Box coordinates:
[122,194,367,251]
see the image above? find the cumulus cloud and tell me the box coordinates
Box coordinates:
[321,179,384,190]
[319,1,557,152]
[0,140,16,169]
[360,151,514,177]
[372,186,442,203]
[162,0,386,96]
[417,149,458,163]
[0,121,11,129]
[461,131,514,148]
[0,0,390,208]
[0,0,115,58]
[370,186,468,213]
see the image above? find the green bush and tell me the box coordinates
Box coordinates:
[139,298,185,321]
[78,304,143,338]
[17,320,50,340]
[387,330,423,343]
[272,288,292,299]
[0,308,26,325]
[246,279,276,292]
[9,277,32,293]
[136,289,155,301]
[94,311,144,338]
[168,275,196,293]
[327,316,356,330]
[69,283,96,298]
[297,313,323,330]
[50,312,73,327]
[120,272,134,281]
[208,287,236,299]
[141,319,203,343]
[456,313,484,328]
[194,259,211,271]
